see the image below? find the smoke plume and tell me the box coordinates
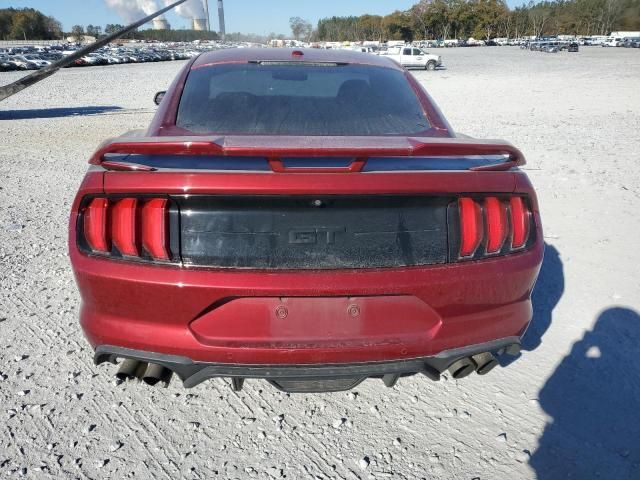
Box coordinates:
[165,0,206,19]
[104,0,207,25]
[104,0,161,22]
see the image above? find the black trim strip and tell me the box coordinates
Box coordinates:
[94,336,521,390]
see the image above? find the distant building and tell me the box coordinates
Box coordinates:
[66,35,96,44]
[610,31,640,37]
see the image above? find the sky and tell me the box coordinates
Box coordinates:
[6,0,525,35]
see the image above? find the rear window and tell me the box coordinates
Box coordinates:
[176,63,430,136]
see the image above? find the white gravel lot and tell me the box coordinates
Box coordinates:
[1,46,639,479]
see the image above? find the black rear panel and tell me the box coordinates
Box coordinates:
[173,195,451,269]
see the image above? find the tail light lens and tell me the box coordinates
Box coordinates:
[79,196,172,262]
[83,198,110,253]
[457,196,533,260]
[111,198,139,257]
[484,197,507,254]
[458,197,483,257]
[142,199,169,260]
[509,197,530,249]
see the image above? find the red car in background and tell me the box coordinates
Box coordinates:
[69,48,543,393]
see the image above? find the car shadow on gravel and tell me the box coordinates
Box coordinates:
[530,307,640,479]
[0,106,123,120]
[501,243,564,369]
[522,243,564,351]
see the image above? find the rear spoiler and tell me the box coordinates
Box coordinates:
[90,135,525,173]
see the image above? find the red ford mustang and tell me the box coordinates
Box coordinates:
[69,48,543,393]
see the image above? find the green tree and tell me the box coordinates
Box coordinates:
[472,0,509,40]
[309,0,639,42]
[0,8,62,40]
[410,0,432,39]
[358,15,384,41]
[0,9,13,39]
[45,16,63,39]
[290,16,312,41]
[383,10,414,40]
[104,24,125,35]
[10,12,35,40]
[86,24,102,37]
[70,24,85,42]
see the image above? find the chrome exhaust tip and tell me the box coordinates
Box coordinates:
[142,363,173,387]
[472,352,499,375]
[447,357,476,379]
[116,359,147,381]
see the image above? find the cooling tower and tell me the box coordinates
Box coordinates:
[192,18,207,31]
[152,18,170,30]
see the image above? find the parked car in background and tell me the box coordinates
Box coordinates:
[568,42,579,52]
[7,56,38,70]
[20,54,52,67]
[622,37,640,48]
[0,56,19,71]
[42,53,63,62]
[602,37,624,47]
[381,46,442,70]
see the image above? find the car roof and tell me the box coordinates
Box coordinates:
[192,47,402,71]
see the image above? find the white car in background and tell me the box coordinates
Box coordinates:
[381,46,442,71]
[602,37,624,47]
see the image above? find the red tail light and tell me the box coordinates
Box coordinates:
[510,197,530,249]
[83,198,109,253]
[484,197,507,254]
[80,196,171,262]
[458,197,483,257]
[142,199,169,260]
[458,196,532,260]
[111,198,139,256]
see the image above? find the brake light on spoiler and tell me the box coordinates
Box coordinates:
[81,197,171,261]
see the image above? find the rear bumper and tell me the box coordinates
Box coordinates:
[95,336,521,392]
[72,238,543,366]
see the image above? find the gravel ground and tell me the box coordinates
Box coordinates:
[1,46,639,479]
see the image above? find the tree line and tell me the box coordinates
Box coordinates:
[313,0,640,42]
[75,24,219,42]
[0,8,63,40]
[0,8,219,42]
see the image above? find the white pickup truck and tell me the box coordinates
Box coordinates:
[380,46,442,71]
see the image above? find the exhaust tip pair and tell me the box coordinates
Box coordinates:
[116,359,173,387]
[447,351,500,379]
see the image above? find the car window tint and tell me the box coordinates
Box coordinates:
[403,48,412,55]
[413,49,422,55]
[176,63,430,136]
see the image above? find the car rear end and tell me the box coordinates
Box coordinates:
[70,49,543,393]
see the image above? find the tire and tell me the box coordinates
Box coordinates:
[426,61,436,71]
